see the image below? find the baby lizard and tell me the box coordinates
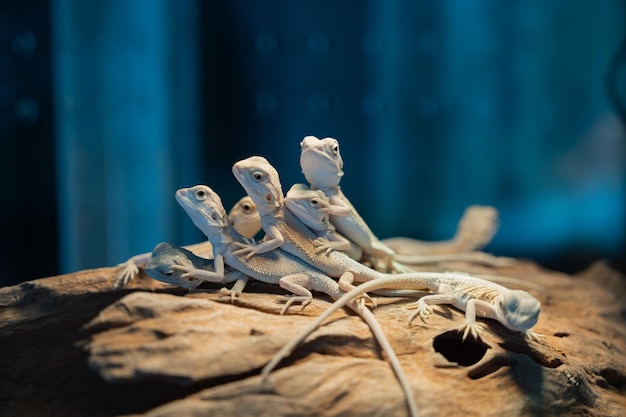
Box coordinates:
[145,241,248,300]
[285,183,512,268]
[262,270,541,377]
[300,136,509,268]
[173,184,420,417]
[114,195,260,288]
[300,135,397,270]
[231,156,512,288]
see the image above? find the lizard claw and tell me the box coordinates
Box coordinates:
[459,321,483,341]
[114,261,140,289]
[522,329,542,342]
[219,287,242,303]
[313,237,333,256]
[232,242,257,258]
[406,300,433,324]
[277,295,312,314]
[170,258,198,278]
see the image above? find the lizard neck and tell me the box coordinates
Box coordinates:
[202,225,233,254]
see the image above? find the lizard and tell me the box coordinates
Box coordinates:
[114,195,261,288]
[173,184,420,417]
[284,183,363,260]
[299,136,510,268]
[262,270,542,378]
[299,135,397,271]
[283,182,536,296]
[144,241,248,300]
[230,156,516,289]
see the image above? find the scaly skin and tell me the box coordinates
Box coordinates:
[299,135,397,270]
[173,184,419,417]
[144,241,249,301]
[231,156,540,336]
[262,271,541,378]
[114,196,261,288]
[284,183,362,259]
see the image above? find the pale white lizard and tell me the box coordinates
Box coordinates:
[262,270,542,377]
[173,184,419,417]
[144,241,248,300]
[300,135,397,270]
[231,156,510,288]
[230,157,543,331]
[300,136,510,268]
[284,183,363,260]
[283,182,534,297]
[114,196,260,288]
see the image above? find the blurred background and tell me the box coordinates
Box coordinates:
[1,0,625,286]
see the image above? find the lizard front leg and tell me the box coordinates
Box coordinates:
[313,236,351,255]
[218,273,249,302]
[458,298,495,341]
[171,254,225,282]
[405,283,456,324]
[232,223,285,259]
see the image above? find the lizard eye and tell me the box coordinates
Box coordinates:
[211,212,218,220]
[195,190,206,200]
[242,203,252,212]
[330,143,339,155]
[252,171,264,181]
[310,199,319,206]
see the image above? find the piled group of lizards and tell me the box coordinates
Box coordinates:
[115,135,541,417]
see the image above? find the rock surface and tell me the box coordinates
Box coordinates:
[1,258,625,417]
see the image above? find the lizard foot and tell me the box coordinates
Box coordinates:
[459,321,483,341]
[313,237,334,255]
[231,241,260,259]
[406,300,433,324]
[338,272,376,308]
[522,329,543,342]
[277,295,312,315]
[219,287,242,303]
[114,261,140,289]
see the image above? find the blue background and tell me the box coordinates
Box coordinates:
[1,0,624,284]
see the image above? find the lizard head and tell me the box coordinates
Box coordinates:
[228,196,261,239]
[284,183,333,232]
[175,185,229,237]
[145,242,204,290]
[455,205,500,251]
[494,290,541,332]
[300,135,344,188]
[232,156,284,212]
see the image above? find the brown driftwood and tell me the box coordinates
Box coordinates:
[1,259,625,417]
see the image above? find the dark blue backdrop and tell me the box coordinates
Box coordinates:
[0,0,624,284]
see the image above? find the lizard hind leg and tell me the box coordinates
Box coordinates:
[404,292,458,325]
[277,274,314,314]
[338,272,376,308]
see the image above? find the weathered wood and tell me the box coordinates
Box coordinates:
[1,259,625,417]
